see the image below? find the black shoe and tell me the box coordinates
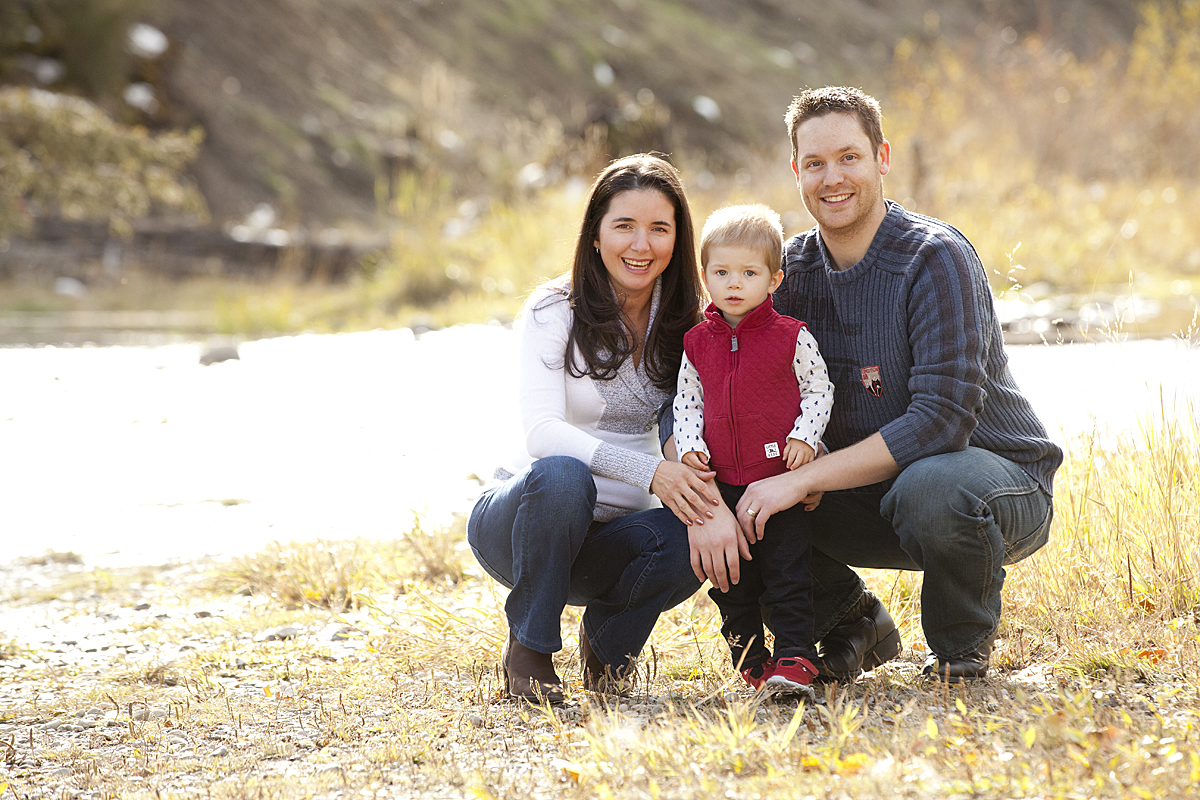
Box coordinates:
[502,632,565,703]
[816,590,901,682]
[921,634,996,683]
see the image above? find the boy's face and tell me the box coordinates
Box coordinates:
[703,244,783,328]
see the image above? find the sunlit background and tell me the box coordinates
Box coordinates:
[1,0,1198,562]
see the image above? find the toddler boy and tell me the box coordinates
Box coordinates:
[674,204,833,697]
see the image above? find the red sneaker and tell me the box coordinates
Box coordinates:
[765,656,818,700]
[740,659,775,690]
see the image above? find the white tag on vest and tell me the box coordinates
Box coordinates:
[764,442,780,458]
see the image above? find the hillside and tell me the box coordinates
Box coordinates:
[143,0,1138,231]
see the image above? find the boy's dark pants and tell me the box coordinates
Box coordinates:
[710,481,817,670]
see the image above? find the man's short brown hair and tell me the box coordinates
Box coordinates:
[700,204,784,274]
[785,86,884,165]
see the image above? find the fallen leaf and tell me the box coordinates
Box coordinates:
[837,753,870,775]
[550,758,583,782]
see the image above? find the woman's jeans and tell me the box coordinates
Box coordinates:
[467,456,701,672]
[806,447,1054,660]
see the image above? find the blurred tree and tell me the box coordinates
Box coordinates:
[0,86,206,237]
[1,0,163,96]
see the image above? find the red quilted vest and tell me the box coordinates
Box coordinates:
[683,296,806,485]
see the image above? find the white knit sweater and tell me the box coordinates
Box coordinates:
[498,278,669,522]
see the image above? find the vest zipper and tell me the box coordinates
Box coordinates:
[729,330,741,478]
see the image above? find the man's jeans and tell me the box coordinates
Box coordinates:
[467,456,701,672]
[807,446,1054,659]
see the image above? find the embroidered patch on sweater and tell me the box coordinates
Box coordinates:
[861,366,883,397]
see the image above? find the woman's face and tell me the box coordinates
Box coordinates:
[593,189,677,304]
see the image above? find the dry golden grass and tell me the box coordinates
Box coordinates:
[2,400,1199,799]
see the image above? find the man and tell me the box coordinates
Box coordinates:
[733,86,1063,681]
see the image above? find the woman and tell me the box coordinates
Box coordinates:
[467,154,724,702]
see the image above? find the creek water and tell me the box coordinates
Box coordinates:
[1,327,1196,566]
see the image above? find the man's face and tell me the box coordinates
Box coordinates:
[790,112,890,238]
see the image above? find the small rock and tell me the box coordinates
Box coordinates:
[194,610,212,618]
[54,276,87,298]
[465,713,484,728]
[200,344,240,366]
[133,603,150,611]
[275,626,300,640]
[209,745,229,757]
[235,658,248,669]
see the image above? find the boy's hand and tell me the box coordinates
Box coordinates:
[783,438,815,470]
[681,450,710,472]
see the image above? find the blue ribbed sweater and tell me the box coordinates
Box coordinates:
[775,201,1063,495]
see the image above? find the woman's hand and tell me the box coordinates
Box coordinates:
[734,469,823,543]
[688,496,752,592]
[651,460,721,526]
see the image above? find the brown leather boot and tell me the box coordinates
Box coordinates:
[501,632,564,703]
[578,620,633,696]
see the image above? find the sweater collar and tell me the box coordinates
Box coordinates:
[703,293,777,332]
[818,199,904,278]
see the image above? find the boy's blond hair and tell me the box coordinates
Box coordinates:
[700,204,785,274]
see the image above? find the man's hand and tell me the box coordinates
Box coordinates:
[688,497,752,591]
[651,460,720,527]
[681,450,710,472]
[734,468,824,542]
[783,438,815,469]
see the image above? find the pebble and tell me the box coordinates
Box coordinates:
[199,344,240,366]
[209,745,229,757]
[255,625,300,642]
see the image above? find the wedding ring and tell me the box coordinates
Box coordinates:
[747,508,758,517]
